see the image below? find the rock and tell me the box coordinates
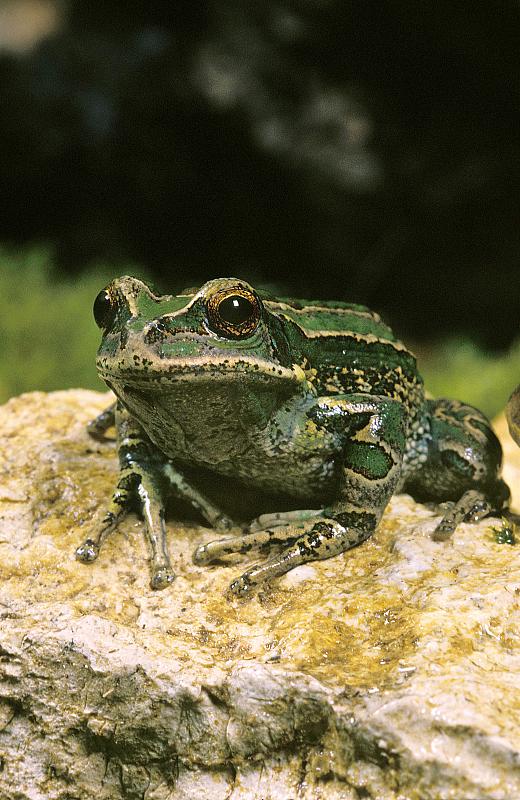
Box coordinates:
[505,384,520,448]
[0,389,519,800]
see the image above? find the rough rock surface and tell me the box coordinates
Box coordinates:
[0,389,519,800]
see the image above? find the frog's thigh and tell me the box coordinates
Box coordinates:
[408,398,509,539]
[429,399,504,488]
[506,384,520,447]
[230,394,408,594]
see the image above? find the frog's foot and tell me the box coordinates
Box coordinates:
[247,508,323,533]
[431,488,494,541]
[76,501,129,565]
[76,465,176,590]
[193,509,324,567]
[75,538,100,563]
[150,565,176,590]
[228,519,372,596]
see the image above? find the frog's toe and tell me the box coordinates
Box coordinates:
[192,542,217,567]
[75,539,100,563]
[431,489,495,541]
[150,566,176,590]
[229,573,254,597]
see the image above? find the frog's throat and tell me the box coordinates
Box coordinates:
[96,354,303,387]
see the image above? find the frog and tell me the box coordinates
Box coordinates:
[76,276,510,595]
[506,384,520,447]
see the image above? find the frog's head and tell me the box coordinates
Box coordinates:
[93,276,300,398]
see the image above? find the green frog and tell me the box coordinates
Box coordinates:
[76,276,509,594]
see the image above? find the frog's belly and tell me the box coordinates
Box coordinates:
[118,384,342,502]
[144,412,339,501]
[174,432,340,502]
[222,449,341,501]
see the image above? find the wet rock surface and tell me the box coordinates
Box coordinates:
[0,390,519,799]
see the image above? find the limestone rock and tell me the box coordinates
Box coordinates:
[0,390,519,800]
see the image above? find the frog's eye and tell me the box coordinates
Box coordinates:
[207,288,261,338]
[93,289,118,331]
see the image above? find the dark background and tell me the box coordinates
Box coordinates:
[1,0,519,347]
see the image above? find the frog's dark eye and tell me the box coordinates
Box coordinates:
[93,289,118,331]
[207,288,261,338]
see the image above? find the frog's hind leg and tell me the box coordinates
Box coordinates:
[193,508,325,564]
[193,522,307,565]
[404,398,510,541]
[229,519,373,596]
[247,508,324,532]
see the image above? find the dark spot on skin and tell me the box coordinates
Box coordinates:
[297,541,313,557]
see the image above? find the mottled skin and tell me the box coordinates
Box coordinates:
[76,276,509,594]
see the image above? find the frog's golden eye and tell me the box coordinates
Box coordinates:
[93,289,118,331]
[207,288,261,338]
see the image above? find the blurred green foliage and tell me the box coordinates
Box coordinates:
[0,249,149,403]
[0,249,517,420]
[419,339,519,420]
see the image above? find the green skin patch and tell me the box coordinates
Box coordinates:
[77,276,510,594]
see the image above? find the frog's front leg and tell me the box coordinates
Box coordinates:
[198,395,408,595]
[86,401,117,441]
[77,404,176,588]
[77,404,235,589]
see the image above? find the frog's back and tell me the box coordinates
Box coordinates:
[265,296,395,336]
[265,296,424,416]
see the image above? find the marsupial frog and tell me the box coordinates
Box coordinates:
[77,277,509,594]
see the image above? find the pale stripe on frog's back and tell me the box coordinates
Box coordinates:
[264,298,402,345]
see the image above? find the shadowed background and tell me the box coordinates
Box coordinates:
[1,1,519,412]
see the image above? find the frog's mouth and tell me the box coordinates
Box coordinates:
[96,354,301,388]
